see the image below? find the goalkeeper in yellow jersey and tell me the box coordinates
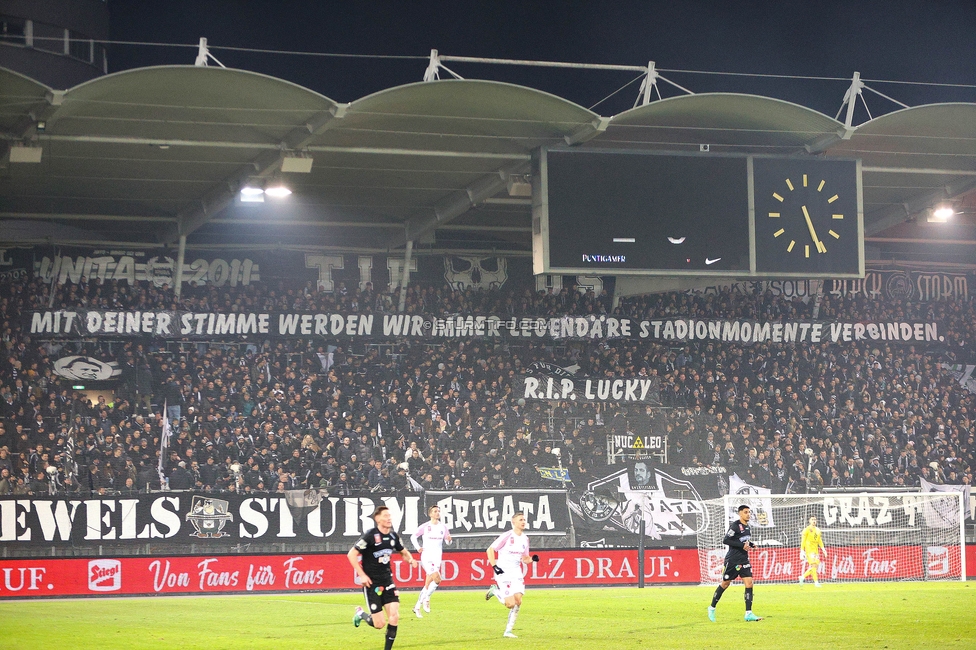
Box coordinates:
[798,516,826,586]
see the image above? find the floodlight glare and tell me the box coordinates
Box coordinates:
[264,184,292,198]
[932,205,954,221]
[239,186,265,203]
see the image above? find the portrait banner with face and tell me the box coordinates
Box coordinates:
[52,356,122,381]
[569,462,726,548]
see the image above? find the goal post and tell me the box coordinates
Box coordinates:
[697,492,966,584]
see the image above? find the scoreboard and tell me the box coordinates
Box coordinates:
[532,148,863,278]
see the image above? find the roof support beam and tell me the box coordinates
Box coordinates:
[564,117,611,146]
[1,237,534,257]
[861,166,976,176]
[482,198,532,206]
[866,237,976,246]
[35,134,532,161]
[803,126,855,155]
[207,218,402,228]
[164,103,350,243]
[438,225,531,232]
[0,212,176,222]
[389,160,530,249]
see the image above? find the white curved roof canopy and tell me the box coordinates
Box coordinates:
[1,65,975,263]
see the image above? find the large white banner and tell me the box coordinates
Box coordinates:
[28,309,943,345]
[728,474,776,528]
[941,364,976,396]
[919,477,972,525]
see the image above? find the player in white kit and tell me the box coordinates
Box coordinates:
[485,512,539,638]
[410,505,452,617]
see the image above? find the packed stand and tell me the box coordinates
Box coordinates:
[0,275,973,498]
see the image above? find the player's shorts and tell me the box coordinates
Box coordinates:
[362,579,399,614]
[722,562,753,581]
[494,575,526,598]
[805,552,820,564]
[420,557,442,575]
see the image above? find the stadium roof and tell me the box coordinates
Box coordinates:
[2,64,976,264]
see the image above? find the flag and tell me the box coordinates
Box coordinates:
[728,473,775,527]
[284,488,329,527]
[940,363,976,395]
[919,477,971,526]
[158,400,171,486]
[537,467,571,482]
[407,474,424,492]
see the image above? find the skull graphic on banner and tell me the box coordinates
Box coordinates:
[444,256,508,291]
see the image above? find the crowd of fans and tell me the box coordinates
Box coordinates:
[0,272,974,499]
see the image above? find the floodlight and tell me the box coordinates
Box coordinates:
[928,204,954,223]
[264,183,292,198]
[239,186,264,203]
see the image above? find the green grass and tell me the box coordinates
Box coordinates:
[1,582,974,649]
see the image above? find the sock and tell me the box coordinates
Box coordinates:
[803,566,813,580]
[426,582,439,601]
[415,586,429,607]
[711,585,726,607]
[362,611,374,627]
[810,567,819,582]
[495,588,505,605]
[744,587,754,612]
[384,624,397,650]
[505,605,520,633]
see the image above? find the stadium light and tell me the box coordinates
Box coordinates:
[928,203,954,223]
[239,185,265,203]
[264,182,292,198]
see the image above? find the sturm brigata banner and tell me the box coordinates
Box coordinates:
[0,490,570,546]
[28,309,942,345]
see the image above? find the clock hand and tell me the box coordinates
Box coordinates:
[802,205,827,253]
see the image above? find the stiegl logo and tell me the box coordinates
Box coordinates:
[88,559,122,592]
[926,546,950,577]
[582,254,626,264]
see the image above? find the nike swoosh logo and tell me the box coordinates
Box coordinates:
[705,258,722,265]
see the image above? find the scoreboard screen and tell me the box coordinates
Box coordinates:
[541,149,750,274]
[533,148,863,278]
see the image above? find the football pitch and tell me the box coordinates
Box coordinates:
[1,582,973,649]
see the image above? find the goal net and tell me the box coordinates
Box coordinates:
[697,492,966,584]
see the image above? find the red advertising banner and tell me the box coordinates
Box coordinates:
[0,549,699,599]
[701,544,962,583]
[0,545,970,599]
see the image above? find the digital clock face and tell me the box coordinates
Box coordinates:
[753,158,861,276]
[543,150,751,274]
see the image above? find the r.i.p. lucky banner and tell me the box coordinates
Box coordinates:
[515,374,660,404]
